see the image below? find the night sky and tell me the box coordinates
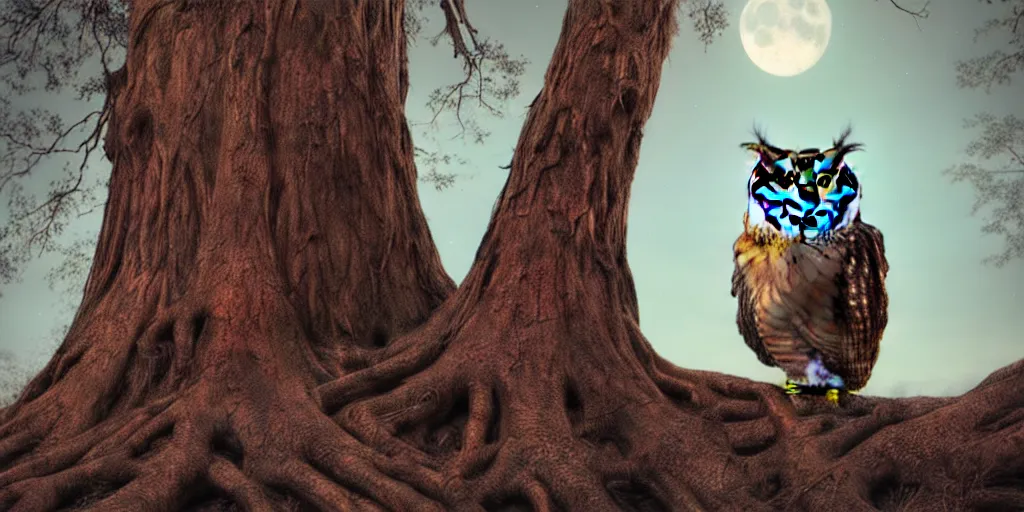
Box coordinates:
[1,0,1021,397]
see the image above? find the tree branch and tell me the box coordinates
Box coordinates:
[408,0,528,192]
[888,0,930,18]
[685,0,729,51]
[885,0,929,30]
[0,0,126,292]
[421,0,526,140]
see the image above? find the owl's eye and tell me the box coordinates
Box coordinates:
[816,174,833,188]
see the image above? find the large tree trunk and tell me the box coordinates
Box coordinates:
[0,0,454,509]
[3,0,1024,511]
[317,1,1024,510]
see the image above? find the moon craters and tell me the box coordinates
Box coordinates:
[752,1,780,28]
[747,0,829,48]
[792,15,816,42]
[739,0,832,76]
[748,2,780,47]
[757,1,781,24]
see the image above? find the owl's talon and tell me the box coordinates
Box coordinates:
[825,388,840,405]
[784,381,801,395]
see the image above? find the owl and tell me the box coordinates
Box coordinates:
[730,128,889,404]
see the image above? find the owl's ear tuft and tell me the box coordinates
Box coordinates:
[740,143,777,167]
[830,125,865,165]
[744,125,774,151]
[833,125,853,146]
[741,142,785,163]
[752,124,770,146]
[832,125,864,156]
[744,124,788,161]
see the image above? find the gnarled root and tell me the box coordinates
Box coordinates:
[653,350,1024,510]
[318,307,763,510]
[319,305,1024,510]
[0,368,449,512]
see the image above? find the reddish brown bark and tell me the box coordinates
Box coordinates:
[1,0,452,509]
[318,1,1024,510]
[2,0,1023,511]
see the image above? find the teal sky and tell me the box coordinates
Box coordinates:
[1,1,1021,397]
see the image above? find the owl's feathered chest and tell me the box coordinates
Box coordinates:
[731,214,889,390]
[733,214,844,286]
[732,216,848,339]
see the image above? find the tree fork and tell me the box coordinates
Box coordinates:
[1,0,1023,510]
[321,0,730,508]
[320,0,1024,510]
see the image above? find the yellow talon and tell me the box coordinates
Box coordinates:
[826,389,840,405]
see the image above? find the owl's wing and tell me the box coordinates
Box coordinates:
[784,218,889,390]
[732,235,777,367]
[827,219,888,389]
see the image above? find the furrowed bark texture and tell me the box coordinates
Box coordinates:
[1,0,454,510]
[318,1,1024,511]
[2,0,1023,511]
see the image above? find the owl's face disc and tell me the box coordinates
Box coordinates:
[746,146,861,239]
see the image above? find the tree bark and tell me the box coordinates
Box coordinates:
[1,0,454,509]
[2,0,1023,511]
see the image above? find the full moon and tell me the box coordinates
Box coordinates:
[739,0,832,77]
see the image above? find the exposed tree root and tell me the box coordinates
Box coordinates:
[3,0,466,508]
[317,299,731,510]
[1,358,457,512]
[318,301,1024,510]
[4,0,1022,510]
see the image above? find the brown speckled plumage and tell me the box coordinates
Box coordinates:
[731,212,889,390]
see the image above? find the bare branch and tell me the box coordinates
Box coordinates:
[0,0,125,292]
[406,0,527,192]
[886,0,930,21]
[891,0,927,30]
[420,0,527,142]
